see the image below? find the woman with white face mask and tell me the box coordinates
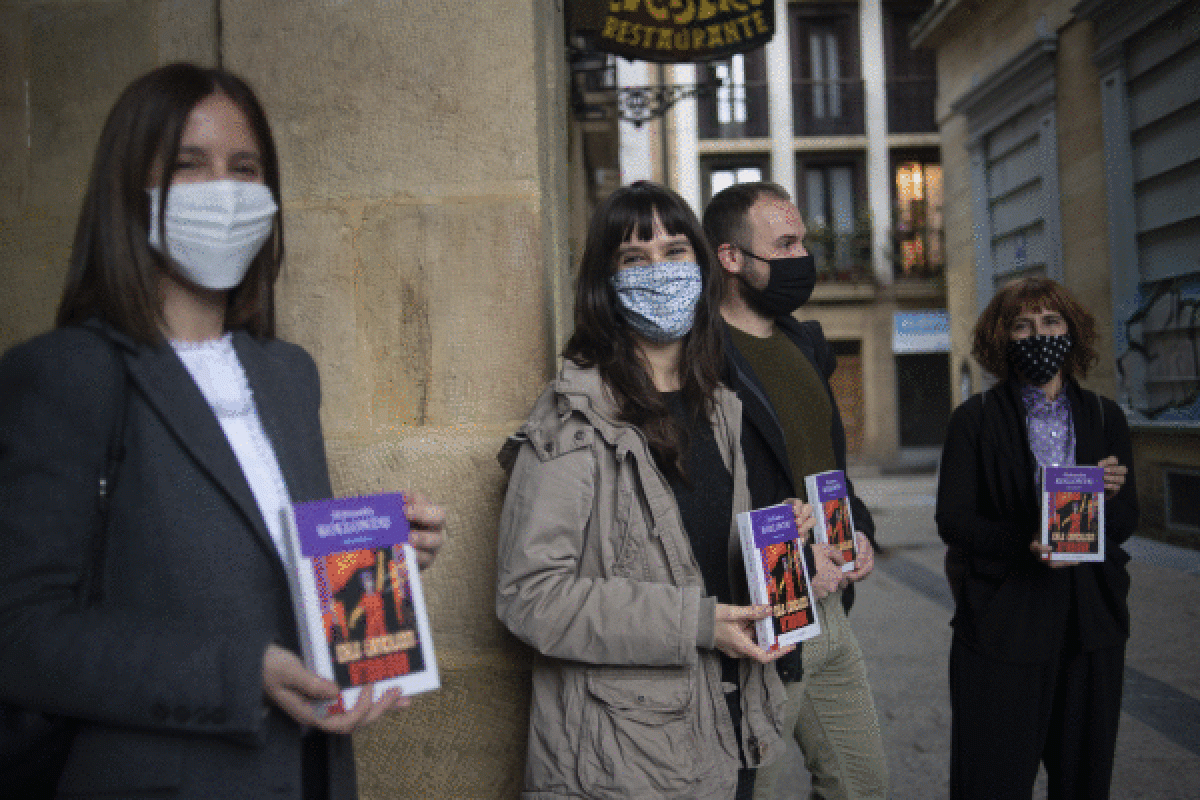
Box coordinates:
[495,182,814,800]
[0,64,443,800]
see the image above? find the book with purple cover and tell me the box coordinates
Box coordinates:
[736,502,821,650]
[1040,466,1105,563]
[282,492,439,713]
[804,470,859,572]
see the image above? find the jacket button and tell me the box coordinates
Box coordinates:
[543,441,554,454]
[574,430,586,441]
[637,695,646,703]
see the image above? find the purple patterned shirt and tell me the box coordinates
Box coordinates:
[1020,384,1075,468]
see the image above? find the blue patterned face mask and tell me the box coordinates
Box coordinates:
[610,261,704,344]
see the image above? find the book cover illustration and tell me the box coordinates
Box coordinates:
[805,470,859,572]
[1041,466,1105,562]
[283,492,439,712]
[736,502,822,650]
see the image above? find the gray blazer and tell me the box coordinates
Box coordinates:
[0,324,355,799]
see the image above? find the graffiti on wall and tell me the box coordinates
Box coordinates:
[1116,276,1200,422]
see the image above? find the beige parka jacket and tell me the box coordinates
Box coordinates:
[496,361,787,799]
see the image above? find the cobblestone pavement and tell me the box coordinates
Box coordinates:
[769,472,1200,799]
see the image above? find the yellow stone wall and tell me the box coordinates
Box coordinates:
[924,0,1116,403]
[1,1,571,795]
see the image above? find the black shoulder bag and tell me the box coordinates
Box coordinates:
[0,332,130,798]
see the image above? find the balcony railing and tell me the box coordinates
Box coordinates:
[891,225,945,282]
[809,228,874,282]
[794,79,865,136]
[886,77,938,134]
[697,82,769,139]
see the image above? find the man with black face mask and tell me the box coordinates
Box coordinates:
[704,182,888,800]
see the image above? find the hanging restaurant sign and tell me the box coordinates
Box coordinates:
[577,0,775,63]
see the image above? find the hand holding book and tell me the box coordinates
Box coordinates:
[1098,455,1127,497]
[844,533,875,583]
[261,643,409,732]
[403,490,446,570]
[713,604,797,664]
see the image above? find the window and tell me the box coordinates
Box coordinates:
[716,55,747,126]
[790,5,864,135]
[809,26,842,120]
[697,49,767,139]
[799,156,869,279]
[951,35,1063,310]
[893,151,944,279]
[884,6,938,133]
[702,156,769,206]
[1082,0,1200,421]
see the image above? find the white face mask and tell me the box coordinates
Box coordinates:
[148,180,278,290]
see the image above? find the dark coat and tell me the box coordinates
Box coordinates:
[0,324,355,799]
[723,317,875,544]
[935,378,1138,663]
[723,316,876,681]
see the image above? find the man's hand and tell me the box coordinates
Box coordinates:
[788,499,816,540]
[262,644,409,733]
[1098,456,1127,497]
[405,491,445,570]
[713,604,796,664]
[810,544,847,599]
[845,532,875,582]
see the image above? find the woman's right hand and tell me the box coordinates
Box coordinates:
[262,644,409,733]
[713,604,796,664]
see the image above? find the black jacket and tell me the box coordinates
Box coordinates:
[935,378,1138,663]
[0,324,355,799]
[723,317,877,680]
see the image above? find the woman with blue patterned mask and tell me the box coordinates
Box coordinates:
[496,182,813,799]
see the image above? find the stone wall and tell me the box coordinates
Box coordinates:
[921,0,1117,402]
[1,1,570,795]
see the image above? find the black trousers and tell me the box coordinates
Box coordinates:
[949,634,1125,800]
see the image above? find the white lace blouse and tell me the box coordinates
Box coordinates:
[171,334,293,566]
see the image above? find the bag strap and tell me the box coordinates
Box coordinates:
[83,330,130,607]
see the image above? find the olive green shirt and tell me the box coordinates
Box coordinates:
[728,325,838,501]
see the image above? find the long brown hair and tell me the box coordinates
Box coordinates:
[56,63,283,344]
[564,181,725,480]
[971,277,1098,381]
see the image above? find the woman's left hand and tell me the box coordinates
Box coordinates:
[1098,455,1127,497]
[713,604,796,664]
[404,491,445,570]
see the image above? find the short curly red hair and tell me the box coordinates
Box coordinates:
[971,277,1097,381]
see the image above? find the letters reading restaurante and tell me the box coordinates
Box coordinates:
[601,0,769,55]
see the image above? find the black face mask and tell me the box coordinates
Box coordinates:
[1008,333,1073,386]
[738,249,817,318]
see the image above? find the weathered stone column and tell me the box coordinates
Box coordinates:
[1,1,569,796]
[220,3,568,797]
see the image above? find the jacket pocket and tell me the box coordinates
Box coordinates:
[577,669,705,798]
[56,725,183,795]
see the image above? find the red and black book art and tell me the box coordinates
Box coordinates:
[282,492,439,713]
[1040,466,1105,563]
[736,502,821,649]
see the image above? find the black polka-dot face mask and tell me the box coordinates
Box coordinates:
[1008,333,1072,386]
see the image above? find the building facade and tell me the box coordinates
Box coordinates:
[614,0,950,467]
[913,0,1200,545]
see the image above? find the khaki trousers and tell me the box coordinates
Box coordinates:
[753,592,889,800]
